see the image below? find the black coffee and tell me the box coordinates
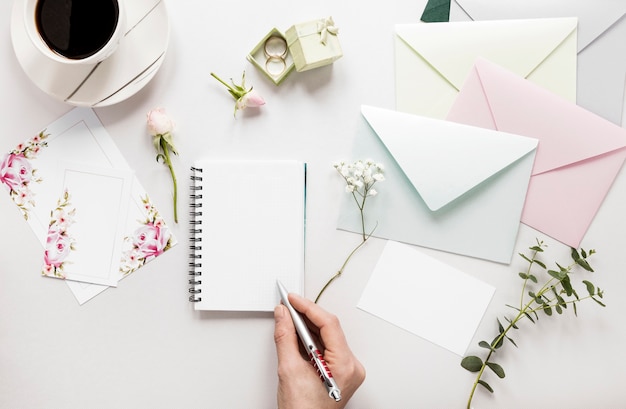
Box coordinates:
[35,0,120,60]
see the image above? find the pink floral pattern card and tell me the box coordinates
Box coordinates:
[42,163,133,286]
[0,108,177,304]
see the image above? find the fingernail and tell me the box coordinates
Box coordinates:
[274,304,284,320]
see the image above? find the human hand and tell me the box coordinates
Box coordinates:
[273,293,365,409]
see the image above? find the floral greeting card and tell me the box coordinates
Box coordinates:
[0,108,177,304]
[41,163,133,287]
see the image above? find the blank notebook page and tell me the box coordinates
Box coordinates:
[190,159,306,311]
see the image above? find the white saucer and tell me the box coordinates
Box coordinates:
[11,0,170,107]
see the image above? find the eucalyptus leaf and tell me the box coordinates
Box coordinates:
[548,269,565,280]
[582,280,595,296]
[477,380,494,393]
[478,341,493,350]
[592,298,606,307]
[504,316,519,330]
[461,356,483,372]
[576,257,594,272]
[533,259,546,269]
[519,252,532,262]
[492,335,504,349]
[486,362,506,378]
[561,277,574,297]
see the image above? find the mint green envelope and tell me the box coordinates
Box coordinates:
[336,105,538,264]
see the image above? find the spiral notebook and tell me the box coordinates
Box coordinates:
[189,159,306,311]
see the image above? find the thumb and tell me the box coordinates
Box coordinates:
[273,304,301,364]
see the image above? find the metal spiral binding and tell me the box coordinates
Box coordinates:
[188,166,203,302]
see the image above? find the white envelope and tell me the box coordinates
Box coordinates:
[453,0,626,125]
[336,105,538,263]
[395,18,577,119]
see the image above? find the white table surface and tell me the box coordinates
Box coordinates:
[2,1,626,408]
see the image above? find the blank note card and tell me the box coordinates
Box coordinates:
[357,240,495,356]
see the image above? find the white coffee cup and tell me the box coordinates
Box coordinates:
[24,0,126,65]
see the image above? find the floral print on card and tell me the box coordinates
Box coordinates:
[0,132,48,219]
[42,190,76,279]
[120,195,174,275]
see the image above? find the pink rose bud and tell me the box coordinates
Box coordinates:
[146,108,174,136]
[237,90,266,110]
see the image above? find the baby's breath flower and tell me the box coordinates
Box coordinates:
[315,159,385,303]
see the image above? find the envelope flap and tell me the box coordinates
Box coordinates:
[455,0,626,51]
[472,58,626,174]
[361,105,538,211]
[395,18,577,90]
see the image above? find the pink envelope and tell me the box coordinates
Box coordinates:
[447,58,626,248]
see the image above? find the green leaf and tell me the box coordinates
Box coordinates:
[592,297,606,307]
[543,306,553,316]
[492,334,504,349]
[486,362,506,378]
[528,274,538,283]
[555,304,563,314]
[519,272,528,280]
[478,341,493,350]
[519,253,532,263]
[548,269,566,280]
[504,317,518,329]
[497,318,504,334]
[573,302,578,317]
[581,248,588,258]
[152,135,161,153]
[461,356,483,372]
[477,380,494,393]
[571,248,581,261]
[523,311,535,323]
[576,257,594,272]
[582,280,596,296]
[533,259,546,269]
[506,335,518,348]
[561,277,574,297]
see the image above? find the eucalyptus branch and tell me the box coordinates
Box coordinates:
[461,239,605,409]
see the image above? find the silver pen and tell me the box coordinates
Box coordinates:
[276,280,342,402]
